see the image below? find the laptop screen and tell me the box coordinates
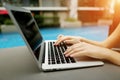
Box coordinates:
[11,10,43,59]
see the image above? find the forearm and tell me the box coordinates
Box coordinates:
[80,37,117,48]
[81,38,120,65]
[103,49,120,66]
[81,23,120,49]
[102,23,120,48]
[81,37,104,47]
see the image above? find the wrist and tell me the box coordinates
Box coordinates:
[80,37,87,42]
[104,49,120,66]
[100,41,109,48]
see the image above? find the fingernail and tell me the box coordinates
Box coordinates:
[64,52,66,54]
[70,55,73,57]
[54,43,57,45]
[65,54,69,57]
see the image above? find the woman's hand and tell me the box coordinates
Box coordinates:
[54,34,103,48]
[54,34,83,45]
[64,42,109,60]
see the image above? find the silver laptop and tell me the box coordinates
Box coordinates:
[4,4,104,71]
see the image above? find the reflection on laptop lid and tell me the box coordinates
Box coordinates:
[4,4,104,71]
[4,4,45,69]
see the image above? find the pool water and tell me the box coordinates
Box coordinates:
[0,26,109,48]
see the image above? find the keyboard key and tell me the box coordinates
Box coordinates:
[48,42,76,65]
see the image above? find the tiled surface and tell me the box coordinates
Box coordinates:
[0,25,109,48]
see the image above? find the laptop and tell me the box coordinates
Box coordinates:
[4,4,104,71]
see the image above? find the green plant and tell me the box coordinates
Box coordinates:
[0,16,6,25]
[4,19,13,25]
[34,15,44,23]
[34,14,60,28]
[34,15,44,27]
[0,25,1,33]
[65,17,77,22]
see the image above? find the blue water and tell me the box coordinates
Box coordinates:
[0,26,109,48]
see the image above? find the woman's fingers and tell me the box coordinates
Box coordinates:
[55,35,71,45]
[64,47,73,56]
[64,43,84,57]
[55,35,81,45]
[70,50,86,57]
[55,34,65,45]
[64,40,75,45]
[57,34,64,39]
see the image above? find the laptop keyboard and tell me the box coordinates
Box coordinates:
[48,42,76,65]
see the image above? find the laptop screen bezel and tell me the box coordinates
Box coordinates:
[4,4,44,69]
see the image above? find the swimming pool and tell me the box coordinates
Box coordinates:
[0,26,109,48]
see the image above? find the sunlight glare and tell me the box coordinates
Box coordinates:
[69,0,78,19]
[109,0,115,13]
[117,0,120,3]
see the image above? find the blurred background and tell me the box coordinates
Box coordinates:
[0,0,117,48]
[0,0,114,29]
